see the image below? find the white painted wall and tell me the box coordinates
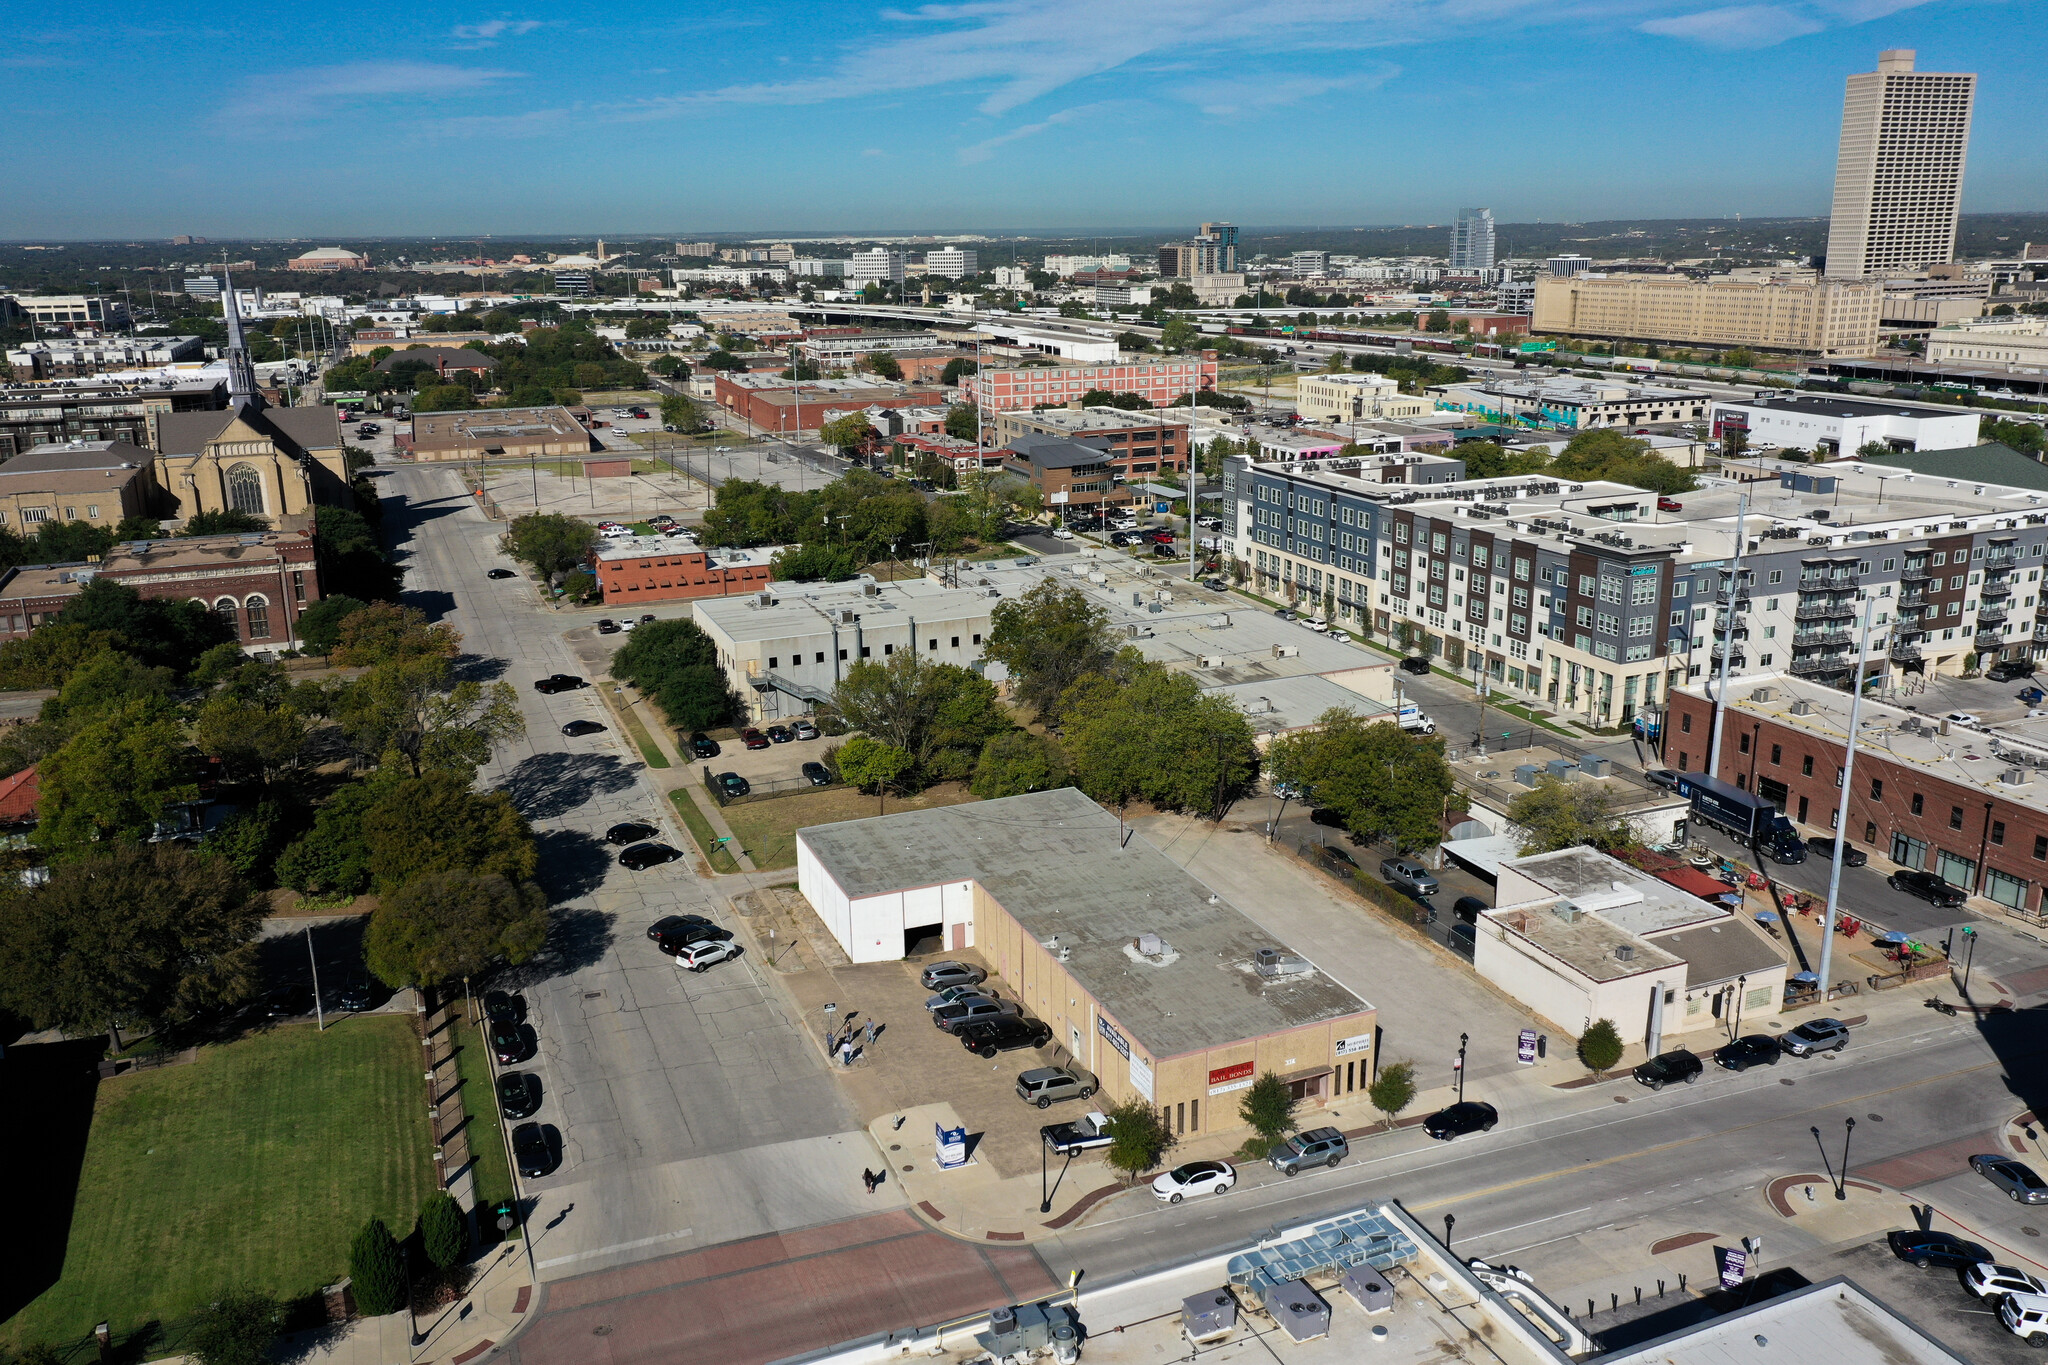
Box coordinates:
[1471,914,1687,1046]
[796,836,852,951]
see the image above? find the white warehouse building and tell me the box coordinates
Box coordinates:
[1708,392,1979,455]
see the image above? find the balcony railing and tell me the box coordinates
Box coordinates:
[1790,656,1854,677]
[1979,604,2010,624]
[1794,628,1853,647]
[1900,566,1932,583]
[1982,578,2014,598]
[1890,643,1923,661]
[1795,602,1856,621]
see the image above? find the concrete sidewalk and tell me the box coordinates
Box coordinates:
[267,1234,537,1365]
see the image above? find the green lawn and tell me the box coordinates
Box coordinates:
[449,1016,516,1228]
[670,788,743,873]
[719,783,979,871]
[3,1016,436,1351]
[613,701,671,767]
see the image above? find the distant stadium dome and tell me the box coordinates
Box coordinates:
[288,246,370,272]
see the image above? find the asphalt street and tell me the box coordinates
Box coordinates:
[378,460,893,1280]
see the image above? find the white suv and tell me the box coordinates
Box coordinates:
[2000,1292,2048,1346]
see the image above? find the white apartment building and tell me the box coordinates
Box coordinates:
[922,248,978,278]
[1532,274,1884,357]
[1290,252,1330,278]
[992,266,1031,288]
[1042,255,1131,276]
[849,249,907,286]
[1824,50,1976,279]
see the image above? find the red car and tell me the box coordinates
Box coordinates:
[741,728,771,750]
[1149,530,1176,544]
[1657,497,1683,512]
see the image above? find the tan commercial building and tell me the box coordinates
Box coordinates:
[0,439,158,531]
[1825,50,1976,280]
[1295,372,1433,424]
[403,407,596,463]
[797,789,1378,1139]
[1532,274,1884,357]
[1924,318,2048,368]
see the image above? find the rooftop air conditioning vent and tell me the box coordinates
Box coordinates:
[1748,687,1776,703]
[1615,944,1636,962]
[1789,700,1812,716]
[2002,767,2030,787]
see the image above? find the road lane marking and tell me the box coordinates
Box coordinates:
[1469,1207,1595,1241]
[537,1227,696,1269]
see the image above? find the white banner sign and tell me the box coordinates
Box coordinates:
[1128,1053,1154,1102]
[1334,1033,1373,1057]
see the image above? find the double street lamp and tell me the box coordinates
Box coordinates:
[1811,1117,1856,1201]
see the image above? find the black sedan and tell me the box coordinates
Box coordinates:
[496,1071,542,1120]
[512,1122,559,1178]
[647,913,716,941]
[606,821,659,845]
[483,990,526,1024]
[337,972,374,1012]
[802,761,832,786]
[1422,1101,1499,1141]
[765,725,794,744]
[596,619,620,634]
[656,921,733,951]
[487,568,518,580]
[689,732,720,758]
[1889,869,1966,907]
[561,719,607,737]
[1633,1049,1703,1090]
[1888,1228,1991,1270]
[619,842,683,870]
[489,1020,531,1065]
[1807,836,1868,866]
[958,1016,1053,1058]
[717,772,751,797]
[1713,1034,1781,1072]
[533,674,586,694]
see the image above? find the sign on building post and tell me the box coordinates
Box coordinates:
[934,1123,967,1169]
[1518,1029,1538,1065]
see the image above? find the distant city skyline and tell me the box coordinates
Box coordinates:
[3,2,2040,239]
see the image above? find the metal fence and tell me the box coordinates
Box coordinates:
[703,767,840,807]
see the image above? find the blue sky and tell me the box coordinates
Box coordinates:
[3,0,2040,239]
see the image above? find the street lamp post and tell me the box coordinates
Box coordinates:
[1457,1032,1469,1104]
[401,1243,425,1347]
[1730,973,1746,1041]
[1959,926,1979,995]
[1839,1117,1856,1200]
[1443,1213,1456,1256]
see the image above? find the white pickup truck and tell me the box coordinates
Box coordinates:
[1041,1110,1116,1156]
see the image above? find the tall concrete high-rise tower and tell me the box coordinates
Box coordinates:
[1824,50,1975,279]
[1449,208,1495,271]
[1200,222,1237,272]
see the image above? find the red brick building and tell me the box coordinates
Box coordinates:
[591,537,777,605]
[0,530,322,648]
[712,375,948,433]
[968,354,1218,413]
[1666,678,2048,923]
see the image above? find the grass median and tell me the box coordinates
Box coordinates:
[611,697,671,768]
[3,1015,436,1351]
[670,786,743,873]
[449,1015,516,1228]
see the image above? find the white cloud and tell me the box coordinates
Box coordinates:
[450,19,543,49]
[215,62,521,130]
[1638,4,1829,46]
[957,103,1103,163]
[1183,66,1398,117]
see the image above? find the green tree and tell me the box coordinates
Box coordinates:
[366,872,547,989]
[660,393,707,431]
[940,357,979,387]
[0,623,121,689]
[1551,428,1696,495]
[180,509,269,537]
[33,697,199,854]
[983,579,1115,720]
[420,1190,468,1270]
[1451,440,1551,480]
[611,618,746,731]
[1578,1018,1624,1076]
[1506,775,1635,855]
[361,771,536,894]
[193,695,309,785]
[295,594,368,655]
[1101,1096,1174,1183]
[333,658,524,778]
[1423,309,1451,333]
[185,1288,281,1365]
[1263,708,1455,853]
[771,542,859,582]
[1719,425,1750,463]
[315,505,402,602]
[834,652,1009,785]
[820,413,876,454]
[1367,1060,1417,1129]
[275,779,379,896]
[332,601,461,667]
[1982,417,2047,457]
[0,843,261,1039]
[199,798,303,888]
[863,351,903,381]
[1078,388,1152,411]
[1060,654,1259,814]
[1237,1072,1298,1154]
[52,576,237,676]
[835,735,913,808]
[348,1218,407,1317]
[944,402,979,442]
[1158,316,1199,352]
[503,513,599,579]
[1722,348,1755,369]
[970,730,1068,799]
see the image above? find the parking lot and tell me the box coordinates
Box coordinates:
[1817,1236,2043,1364]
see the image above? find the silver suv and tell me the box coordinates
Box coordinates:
[1268,1126,1349,1177]
[1780,1017,1850,1056]
[1016,1066,1098,1109]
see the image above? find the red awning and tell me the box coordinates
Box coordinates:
[1654,867,1735,902]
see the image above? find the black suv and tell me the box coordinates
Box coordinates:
[1400,655,1432,675]
[689,732,720,759]
[1633,1049,1702,1090]
[958,1016,1052,1058]
[1989,660,2038,682]
[1713,1034,1781,1072]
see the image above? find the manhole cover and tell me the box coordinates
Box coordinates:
[901,1164,914,1172]
[593,1326,613,1336]
[1780,1079,1797,1086]
[584,991,604,1000]
[1614,1096,1629,1104]
[890,1144,901,1151]
[2025,1227,2041,1238]
[1867,1113,1884,1121]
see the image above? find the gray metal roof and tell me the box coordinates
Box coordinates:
[1646,919,1786,988]
[798,788,1373,1059]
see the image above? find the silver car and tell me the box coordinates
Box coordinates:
[1971,1155,2048,1205]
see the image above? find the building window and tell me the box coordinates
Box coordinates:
[1870,778,1882,800]
[1739,733,1751,755]
[1681,712,1692,733]
[1865,821,1877,844]
[1993,820,2007,846]
[1949,805,1964,831]
[768,657,779,670]
[244,596,269,639]
[213,597,240,635]
[1986,867,2029,912]
[1770,744,1782,765]
[1801,755,1813,777]
[1911,793,1923,815]
[2036,834,2048,861]
[225,463,266,516]
[1892,833,1928,870]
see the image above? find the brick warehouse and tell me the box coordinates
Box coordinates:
[0,530,322,649]
[1666,674,2048,923]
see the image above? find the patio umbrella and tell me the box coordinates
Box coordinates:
[1755,910,1780,923]
[1790,972,1819,986]
[1877,931,1908,946]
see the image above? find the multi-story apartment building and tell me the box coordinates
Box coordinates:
[1042,255,1132,276]
[987,407,1190,477]
[1432,375,1708,430]
[1824,50,1976,280]
[1295,373,1433,424]
[1199,223,1238,273]
[1222,453,2048,730]
[1531,274,1884,357]
[967,354,1218,412]
[0,380,227,460]
[1449,209,1496,271]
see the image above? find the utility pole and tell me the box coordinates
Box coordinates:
[1705,491,1750,780]
[1817,595,1877,996]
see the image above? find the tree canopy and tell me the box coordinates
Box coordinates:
[834,651,1010,786]
[1507,775,1637,855]
[365,872,547,989]
[610,617,744,731]
[503,513,599,579]
[1263,708,1456,853]
[983,580,1115,720]
[360,771,537,895]
[1550,428,1697,495]
[1059,652,1259,814]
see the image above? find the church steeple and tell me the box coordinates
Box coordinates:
[220,263,264,414]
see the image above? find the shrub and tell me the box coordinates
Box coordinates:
[1367,1060,1416,1128]
[185,1288,281,1365]
[348,1218,406,1317]
[420,1191,468,1270]
[1102,1097,1174,1183]
[1578,1018,1624,1076]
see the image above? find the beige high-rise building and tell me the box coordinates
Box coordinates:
[1824,50,1975,279]
[1531,274,1883,357]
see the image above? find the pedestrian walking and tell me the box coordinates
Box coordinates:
[863,1018,877,1050]
[839,1037,854,1069]
[861,1168,878,1193]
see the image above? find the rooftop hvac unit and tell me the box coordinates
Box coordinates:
[1748,687,1776,703]
[1254,947,1311,978]
[1260,1282,1331,1344]
[1554,902,1580,924]
[1615,944,1636,961]
[1515,764,1539,788]
[1272,644,1300,659]
[1545,758,1579,780]
[2003,767,2030,786]
[1183,1292,1238,1346]
[754,591,773,607]
[836,608,856,624]
[1789,700,1812,716]
[1200,655,1226,669]
[1340,1267,1394,1316]
[1581,756,1610,778]
[862,581,879,597]
[1137,933,1165,956]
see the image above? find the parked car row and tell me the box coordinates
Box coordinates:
[484,989,561,1179]
[1887,1227,2048,1345]
[918,959,1054,1057]
[1629,1021,1853,1093]
[648,913,739,972]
